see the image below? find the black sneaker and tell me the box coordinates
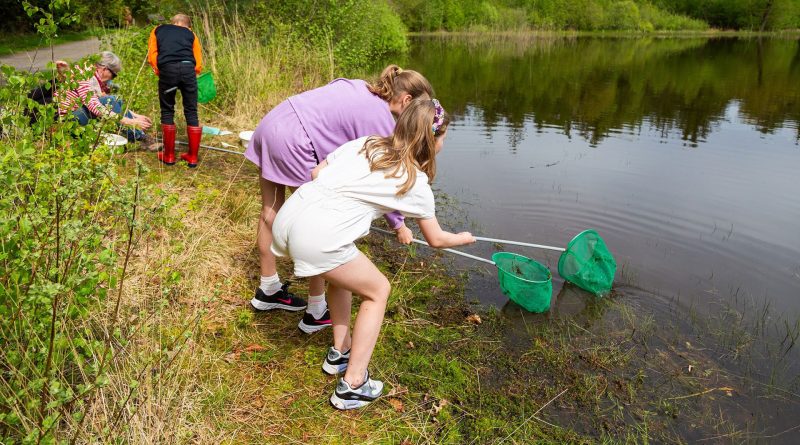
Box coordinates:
[330,370,384,410]
[298,309,332,334]
[250,282,307,312]
[321,346,349,375]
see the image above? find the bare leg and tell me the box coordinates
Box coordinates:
[321,252,390,387]
[309,275,326,297]
[257,177,285,277]
[327,282,352,352]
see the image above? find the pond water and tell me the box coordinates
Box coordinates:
[404,36,800,320]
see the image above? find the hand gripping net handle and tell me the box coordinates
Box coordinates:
[370,227,495,265]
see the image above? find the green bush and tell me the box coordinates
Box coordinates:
[640,2,708,30]
[606,1,641,30]
[495,6,529,30]
[0,65,139,445]
[0,4,153,442]
[565,0,608,30]
[250,0,408,71]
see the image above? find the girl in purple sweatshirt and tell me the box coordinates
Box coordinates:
[244,65,433,334]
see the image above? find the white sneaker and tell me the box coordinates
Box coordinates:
[322,347,349,375]
[330,370,383,410]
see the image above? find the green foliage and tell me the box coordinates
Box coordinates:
[249,0,408,70]
[653,0,800,30]
[21,0,79,37]
[638,2,708,30]
[0,3,148,442]
[607,1,641,30]
[393,0,712,31]
[2,0,136,32]
[0,67,134,442]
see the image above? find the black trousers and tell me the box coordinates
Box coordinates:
[158,62,199,126]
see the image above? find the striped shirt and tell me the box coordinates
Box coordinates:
[56,65,112,118]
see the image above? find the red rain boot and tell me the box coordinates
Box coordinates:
[182,125,202,168]
[158,123,176,165]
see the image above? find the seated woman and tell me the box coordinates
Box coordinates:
[55,51,160,150]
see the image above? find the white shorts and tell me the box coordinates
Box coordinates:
[271,182,371,277]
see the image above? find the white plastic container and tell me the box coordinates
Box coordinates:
[102,133,128,147]
[238,130,254,147]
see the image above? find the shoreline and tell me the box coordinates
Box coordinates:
[409,29,800,39]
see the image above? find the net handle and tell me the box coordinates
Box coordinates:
[175,140,245,156]
[473,236,565,252]
[370,227,495,265]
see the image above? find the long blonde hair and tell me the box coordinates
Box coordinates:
[368,64,434,103]
[362,99,450,196]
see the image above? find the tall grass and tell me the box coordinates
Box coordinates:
[190,7,332,126]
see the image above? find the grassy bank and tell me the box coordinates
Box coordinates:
[409,29,800,39]
[76,146,784,443]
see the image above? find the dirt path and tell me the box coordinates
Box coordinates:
[0,37,100,72]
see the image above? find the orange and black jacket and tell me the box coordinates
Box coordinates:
[147,24,203,76]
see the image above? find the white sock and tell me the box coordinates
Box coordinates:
[259,274,282,295]
[306,293,327,318]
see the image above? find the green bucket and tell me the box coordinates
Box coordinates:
[197,71,217,104]
[492,252,553,313]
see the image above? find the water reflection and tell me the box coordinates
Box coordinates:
[411,36,800,146]
[407,35,800,315]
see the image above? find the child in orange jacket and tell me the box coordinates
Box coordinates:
[148,13,203,167]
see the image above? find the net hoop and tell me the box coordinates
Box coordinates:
[492,252,552,284]
[557,229,615,295]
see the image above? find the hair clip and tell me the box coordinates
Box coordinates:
[432,99,445,134]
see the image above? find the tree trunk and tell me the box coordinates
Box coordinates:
[760,0,775,32]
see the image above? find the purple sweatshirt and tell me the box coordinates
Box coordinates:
[289,78,395,162]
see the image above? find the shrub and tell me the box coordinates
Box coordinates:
[606,1,641,30]
[495,6,529,30]
[0,57,137,445]
[251,0,408,71]
[640,2,709,31]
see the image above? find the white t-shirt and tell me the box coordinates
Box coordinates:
[318,136,436,220]
[271,136,435,276]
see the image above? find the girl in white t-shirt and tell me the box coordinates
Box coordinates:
[271,98,475,409]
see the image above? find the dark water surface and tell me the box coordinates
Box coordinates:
[406,36,800,316]
[396,36,800,439]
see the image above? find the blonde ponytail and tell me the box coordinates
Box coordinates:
[368,64,434,103]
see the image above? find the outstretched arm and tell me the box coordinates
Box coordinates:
[417,216,475,248]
